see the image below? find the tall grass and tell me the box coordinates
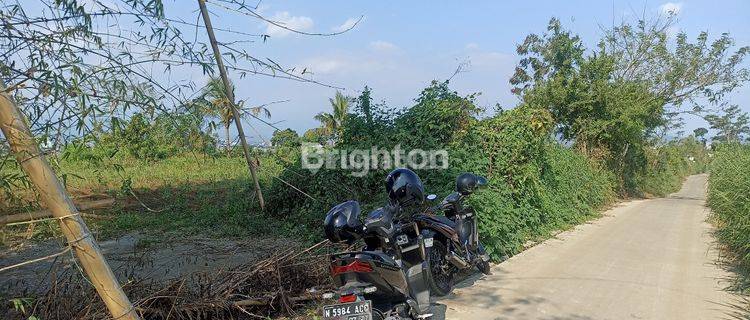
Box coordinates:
[1,153,292,243]
[708,143,750,290]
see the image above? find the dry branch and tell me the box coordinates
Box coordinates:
[8,240,343,320]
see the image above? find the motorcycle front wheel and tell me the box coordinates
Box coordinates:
[426,240,453,296]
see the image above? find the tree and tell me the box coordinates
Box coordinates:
[510,17,749,193]
[510,17,585,95]
[197,77,271,155]
[271,128,301,148]
[199,77,237,154]
[510,18,678,193]
[357,86,374,128]
[395,80,481,150]
[705,105,750,142]
[302,127,328,145]
[603,15,749,117]
[339,86,398,147]
[693,127,709,145]
[513,17,749,146]
[314,91,350,142]
[513,19,663,153]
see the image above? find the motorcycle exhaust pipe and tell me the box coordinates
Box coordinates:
[447,252,470,269]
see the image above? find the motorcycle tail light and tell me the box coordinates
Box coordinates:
[339,294,357,303]
[331,259,373,276]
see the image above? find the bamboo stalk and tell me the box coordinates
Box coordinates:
[197,0,266,211]
[1,198,115,226]
[0,82,141,320]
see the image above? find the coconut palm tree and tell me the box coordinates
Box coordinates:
[314,91,349,142]
[199,77,271,155]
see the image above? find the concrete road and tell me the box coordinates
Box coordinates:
[435,174,744,320]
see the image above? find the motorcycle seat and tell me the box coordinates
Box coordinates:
[418,214,456,229]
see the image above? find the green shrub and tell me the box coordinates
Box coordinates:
[266,83,709,261]
[460,108,616,258]
[708,143,750,282]
[637,137,708,197]
[267,101,617,260]
[61,111,217,163]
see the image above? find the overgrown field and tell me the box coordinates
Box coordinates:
[708,143,750,292]
[1,154,293,244]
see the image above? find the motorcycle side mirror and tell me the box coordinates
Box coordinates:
[426,194,437,201]
[476,176,488,187]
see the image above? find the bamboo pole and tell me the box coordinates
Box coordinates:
[197,0,266,211]
[0,82,140,320]
[1,198,115,227]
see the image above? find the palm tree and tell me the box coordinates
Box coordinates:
[201,77,234,154]
[314,91,349,142]
[199,77,271,155]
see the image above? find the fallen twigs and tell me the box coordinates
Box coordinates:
[3,240,345,320]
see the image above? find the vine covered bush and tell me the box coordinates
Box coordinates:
[267,84,621,259]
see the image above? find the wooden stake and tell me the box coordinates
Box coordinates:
[197,0,265,211]
[0,82,141,320]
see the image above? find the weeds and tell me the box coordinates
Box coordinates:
[708,143,750,294]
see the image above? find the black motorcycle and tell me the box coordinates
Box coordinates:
[414,173,491,296]
[322,200,433,320]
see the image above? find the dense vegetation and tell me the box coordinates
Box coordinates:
[266,80,709,258]
[3,2,749,319]
[708,143,750,291]
[1,17,734,261]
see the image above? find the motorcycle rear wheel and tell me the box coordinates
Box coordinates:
[475,242,492,275]
[372,309,385,320]
[426,240,453,296]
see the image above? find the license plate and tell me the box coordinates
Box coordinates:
[322,300,372,320]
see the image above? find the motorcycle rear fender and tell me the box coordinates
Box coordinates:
[330,251,409,299]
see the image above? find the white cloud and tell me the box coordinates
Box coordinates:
[265,11,314,38]
[369,40,399,53]
[659,2,683,15]
[332,17,360,33]
[302,56,349,74]
[465,43,480,50]
[299,41,402,76]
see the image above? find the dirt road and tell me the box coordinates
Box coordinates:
[435,174,744,319]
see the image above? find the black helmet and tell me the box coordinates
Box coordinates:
[456,173,488,195]
[385,168,425,207]
[323,201,363,243]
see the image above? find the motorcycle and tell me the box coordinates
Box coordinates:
[321,200,434,320]
[414,173,491,296]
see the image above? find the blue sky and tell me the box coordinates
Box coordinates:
[118,1,750,142]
